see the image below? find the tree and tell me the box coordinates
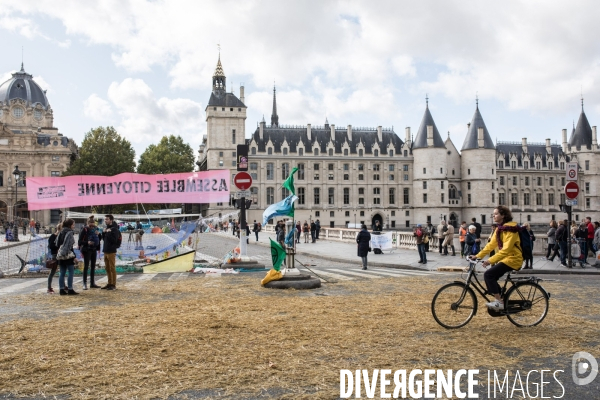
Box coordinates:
[65,126,136,176]
[136,135,195,174]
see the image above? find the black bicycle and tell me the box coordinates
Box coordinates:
[431,258,550,328]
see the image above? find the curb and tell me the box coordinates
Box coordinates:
[212,234,600,276]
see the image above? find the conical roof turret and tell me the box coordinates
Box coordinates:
[412,99,445,149]
[461,103,495,151]
[569,100,592,148]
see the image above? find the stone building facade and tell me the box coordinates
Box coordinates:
[198,56,600,229]
[0,64,77,226]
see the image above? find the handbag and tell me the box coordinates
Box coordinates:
[56,251,76,260]
[423,235,429,244]
[45,258,58,270]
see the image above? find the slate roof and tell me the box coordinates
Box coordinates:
[569,108,593,148]
[412,105,445,149]
[248,125,404,155]
[36,135,70,147]
[207,92,246,108]
[461,106,495,151]
[496,143,567,167]
[0,64,49,109]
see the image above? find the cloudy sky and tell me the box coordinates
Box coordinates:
[1,1,598,160]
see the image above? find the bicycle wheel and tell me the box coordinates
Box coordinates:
[431,282,477,329]
[505,282,549,327]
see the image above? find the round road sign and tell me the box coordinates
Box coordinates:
[565,181,579,200]
[234,172,252,190]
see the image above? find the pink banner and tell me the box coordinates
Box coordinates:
[26,171,230,210]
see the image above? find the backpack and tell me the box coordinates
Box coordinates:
[517,225,533,260]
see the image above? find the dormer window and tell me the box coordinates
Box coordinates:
[283,148,288,155]
[524,161,529,169]
[374,150,379,157]
[299,148,303,156]
[314,148,319,156]
[328,149,333,156]
[268,148,272,155]
[251,147,256,155]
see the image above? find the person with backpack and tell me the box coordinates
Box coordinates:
[469,206,524,311]
[544,220,559,262]
[555,220,569,267]
[78,216,100,290]
[55,219,78,296]
[303,220,310,243]
[522,222,535,269]
[413,224,428,264]
[102,214,121,290]
[310,220,316,243]
[357,224,372,270]
[46,222,62,294]
[465,225,479,256]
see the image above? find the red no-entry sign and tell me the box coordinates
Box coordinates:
[565,181,579,200]
[234,172,253,190]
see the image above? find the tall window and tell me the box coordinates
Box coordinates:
[314,188,320,204]
[585,160,590,170]
[374,150,379,157]
[511,193,518,206]
[298,163,305,180]
[403,188,410,204]
[18,171,26,187]
[268,148,272,155]
[524,193,530,206]
[467,182,471,190]
[441,181,444,189]
[328,148,333,156]
[467,194,471,204]
[0,171,3,186]
[266,163,274,180]
[282,163,290,179]
[423,181,427,189]
[251,147,256,155]
[298,188,305,205]
[299,148,303,156]
[328,188,335,205]
[373,164,380,171]
[359,149,363,157]
[389,164,395,171]
[283,148,288,155]
[500,176,505,185]
[549,177,554,186]
[389,150,394,157]
[344,149,348,156]
[373,187,380,195]
[511,161,516,169]
[343,188,350,204]
[250,162,258,179]
[548,193,554,206]
[343,163,349,171]
[560,193,565,204]
[373,173,380,180]
[441,193,445,203]
[314,148,319,156]
[524,162,529,169]
[499,192,505,205]
[281,187,290,200]
[389,188,395,204]
[423,193,428,203]
[525,177,529,185]
[537,177,541,186]
[536,193,542,205]
[266,188,274,205]
[585,182,590,193]
[512,177,517,186]
[499,161,504,169]
[344,174,349,180]
[449,185,457,199]
[232,129,236,144]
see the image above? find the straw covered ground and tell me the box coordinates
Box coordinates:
[0,275,598,399]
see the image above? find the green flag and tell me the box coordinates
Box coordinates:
[282,166,299,195]
[269,238,286,271]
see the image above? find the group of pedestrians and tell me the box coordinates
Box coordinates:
[541,216,600,267]
[46,214,121,295]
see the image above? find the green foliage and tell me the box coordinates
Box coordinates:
[137,135,195,174]
[64,126,136,177]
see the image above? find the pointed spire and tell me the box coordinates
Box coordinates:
[569,103,593,148]
[425,93,429,107]
[271,84,279,127]
[476,92,479,109]
[212,52,226,95]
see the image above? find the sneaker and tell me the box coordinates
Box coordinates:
[59,289,68,296]
[417,260,423,263]
[106,285,116,290]
[486,300,504,311]
[47,288,55,294]
[83,283,88,290]
[67,289,79,295]
[540,257,547,261]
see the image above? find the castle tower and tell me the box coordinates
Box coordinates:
[411,98,449,225]
[568,99,600,214]
[201,54,247,212]
[460,100,496,225]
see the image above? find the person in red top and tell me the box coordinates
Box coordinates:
[586,217,595,258]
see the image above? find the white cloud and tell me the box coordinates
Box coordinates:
[83,94,112,121]
[104,78,204,158]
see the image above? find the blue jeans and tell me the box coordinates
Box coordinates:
[59,264,75,290]
[559,242,567,265]
[417,243,427,262]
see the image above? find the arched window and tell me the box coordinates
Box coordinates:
[359,149,363,157]
[449,185,458,199]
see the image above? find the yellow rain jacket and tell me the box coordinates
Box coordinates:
[476,221,523,270]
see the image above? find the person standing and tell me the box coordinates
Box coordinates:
[303,220,309,243]
[56,219,78,296]
[29,218,36,236]
[35,220,40,234]
[79,216,100,290]
[442,222,455,256]
[586,217,595,258]
[522,222,535,269]
[466,225,479,256]
[425,222,435,252]
[102,214,119,290]
[414,224,428,264]
[356,224,371,270]
[545,220,559,262]
[555,220,568,267]
[437,220,447,254]
[458,221,467,258]
[46,222,62,294]
[373,220,382,233]
[593,221,600,254]
[310,220,316,243]
[253,220,259,241]
[315,219,321,240]
[471,217,482,240]
[295,220,301,244]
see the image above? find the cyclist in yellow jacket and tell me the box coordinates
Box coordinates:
[469,205,523,311]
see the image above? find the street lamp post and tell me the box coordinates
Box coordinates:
[519,213,522,224]
[12,166,20,242]
[354,213,356,228]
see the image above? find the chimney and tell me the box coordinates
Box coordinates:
[240,85,245,104]
[405,127,411,143]
[562,129,568,153]
[477,127,484,148]
[522,138,527,154]
[347,125,352,141]
[307,123,311,141]
[330,124,335,141]
[427,125,434,147]
[377,126,382,142]
[545,139,551,153]
[259,120,265,140]
[593,126,597,147]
